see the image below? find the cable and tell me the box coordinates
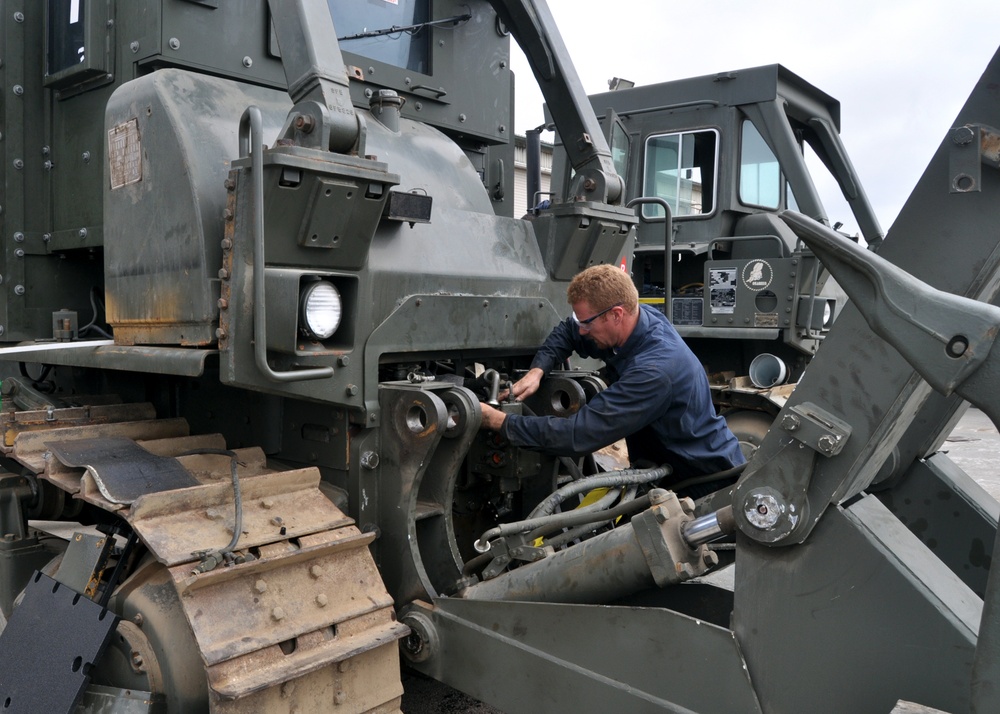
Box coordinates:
[180,448,243,572]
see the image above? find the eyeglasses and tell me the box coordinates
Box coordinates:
[572,304,621,332]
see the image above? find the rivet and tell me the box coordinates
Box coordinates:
[242,56,253,68]
[13,232,23,242]
[78,227,88,238]
[13,11,24,22]
[169,37,180,50]
[13,285,24,296]
[82,151,91,163]
[130,41,140,53]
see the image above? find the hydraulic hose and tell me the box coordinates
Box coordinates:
[527,464,670,519]
[474,489,655,554]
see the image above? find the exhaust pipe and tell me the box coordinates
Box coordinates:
[749,353,788,388]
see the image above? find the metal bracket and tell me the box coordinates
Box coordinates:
[779,402,852,457]
[949,123,1000,193]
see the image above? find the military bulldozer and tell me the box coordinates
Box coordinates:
[541,65,885,452]
[1,1,1000,713]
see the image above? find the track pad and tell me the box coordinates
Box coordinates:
[0,571,119,713]
[47,436,198,504]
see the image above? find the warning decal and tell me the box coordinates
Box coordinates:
[108,119,142,189]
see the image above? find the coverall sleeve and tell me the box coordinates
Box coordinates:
[503,361,671,457]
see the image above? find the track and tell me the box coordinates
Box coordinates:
[0,399,408,713]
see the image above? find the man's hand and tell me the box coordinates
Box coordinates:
[501,367,544,402]
[479,403,507,431]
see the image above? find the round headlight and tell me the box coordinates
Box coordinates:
[300,281,342,340]
[823,301,834,327]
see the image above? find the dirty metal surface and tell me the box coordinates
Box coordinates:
[130,468,353,566]
[12,417,190,473]
[2,402,155,449]
[46,436,198,504]
[0,571,119,713]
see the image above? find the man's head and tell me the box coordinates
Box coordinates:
[567,264,640,349]
[567,264,638,314]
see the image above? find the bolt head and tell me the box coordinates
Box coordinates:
[744,492,784,530]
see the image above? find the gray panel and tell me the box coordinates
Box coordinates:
[410,598,761,714]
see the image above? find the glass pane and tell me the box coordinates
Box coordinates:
[642,130,716,219]
[739,121,781,209]
[611,122,629,178]
[329,0,430,74]
[47,0,86,77]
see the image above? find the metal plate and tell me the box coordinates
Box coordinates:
[0,571,119,713]
[46,436,198,504]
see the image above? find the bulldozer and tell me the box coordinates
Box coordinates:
[0,1,998,713]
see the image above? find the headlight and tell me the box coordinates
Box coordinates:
[299,281,342,340]
[823,300,834,327]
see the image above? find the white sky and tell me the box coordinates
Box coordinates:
[511,0,1000,236]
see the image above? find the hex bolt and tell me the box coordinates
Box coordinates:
[271,607,285,621]
[294,115,315,133]
[215,328,227,340]
[817,435,838,454]
[205,508,223,521]
[221,237,233,250]
[952,126,976,146]
[218,268,230,280]
[224,178,235,191]
[217,298,228,309]
[223,208,233,221]
[281,682,296,698]
[338,660,352,673]
[360,451,379,470]
[310,565,324,579]
[781,414,801,432]
[169,37,180,50]
[337,355,350,367]
[316,593,328,607]
[334,691,347,706]
[254,579,267,594]
[346,384,359,396]
[270,516,284,527]
[261,498,274,509]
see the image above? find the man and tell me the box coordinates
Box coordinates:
[479,264,745,480]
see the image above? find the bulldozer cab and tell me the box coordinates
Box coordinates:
[549,65,884,403]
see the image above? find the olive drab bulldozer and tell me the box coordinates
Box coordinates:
[0,1,999,713]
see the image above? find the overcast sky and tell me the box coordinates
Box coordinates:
[511,0,1000,236]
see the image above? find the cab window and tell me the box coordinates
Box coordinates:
[739,121,781,209]
[329,0,430,74]
[641,129,717,219]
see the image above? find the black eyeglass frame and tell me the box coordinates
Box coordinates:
[572,303,622,329]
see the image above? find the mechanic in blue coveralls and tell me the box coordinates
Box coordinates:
[479,264,745,483]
